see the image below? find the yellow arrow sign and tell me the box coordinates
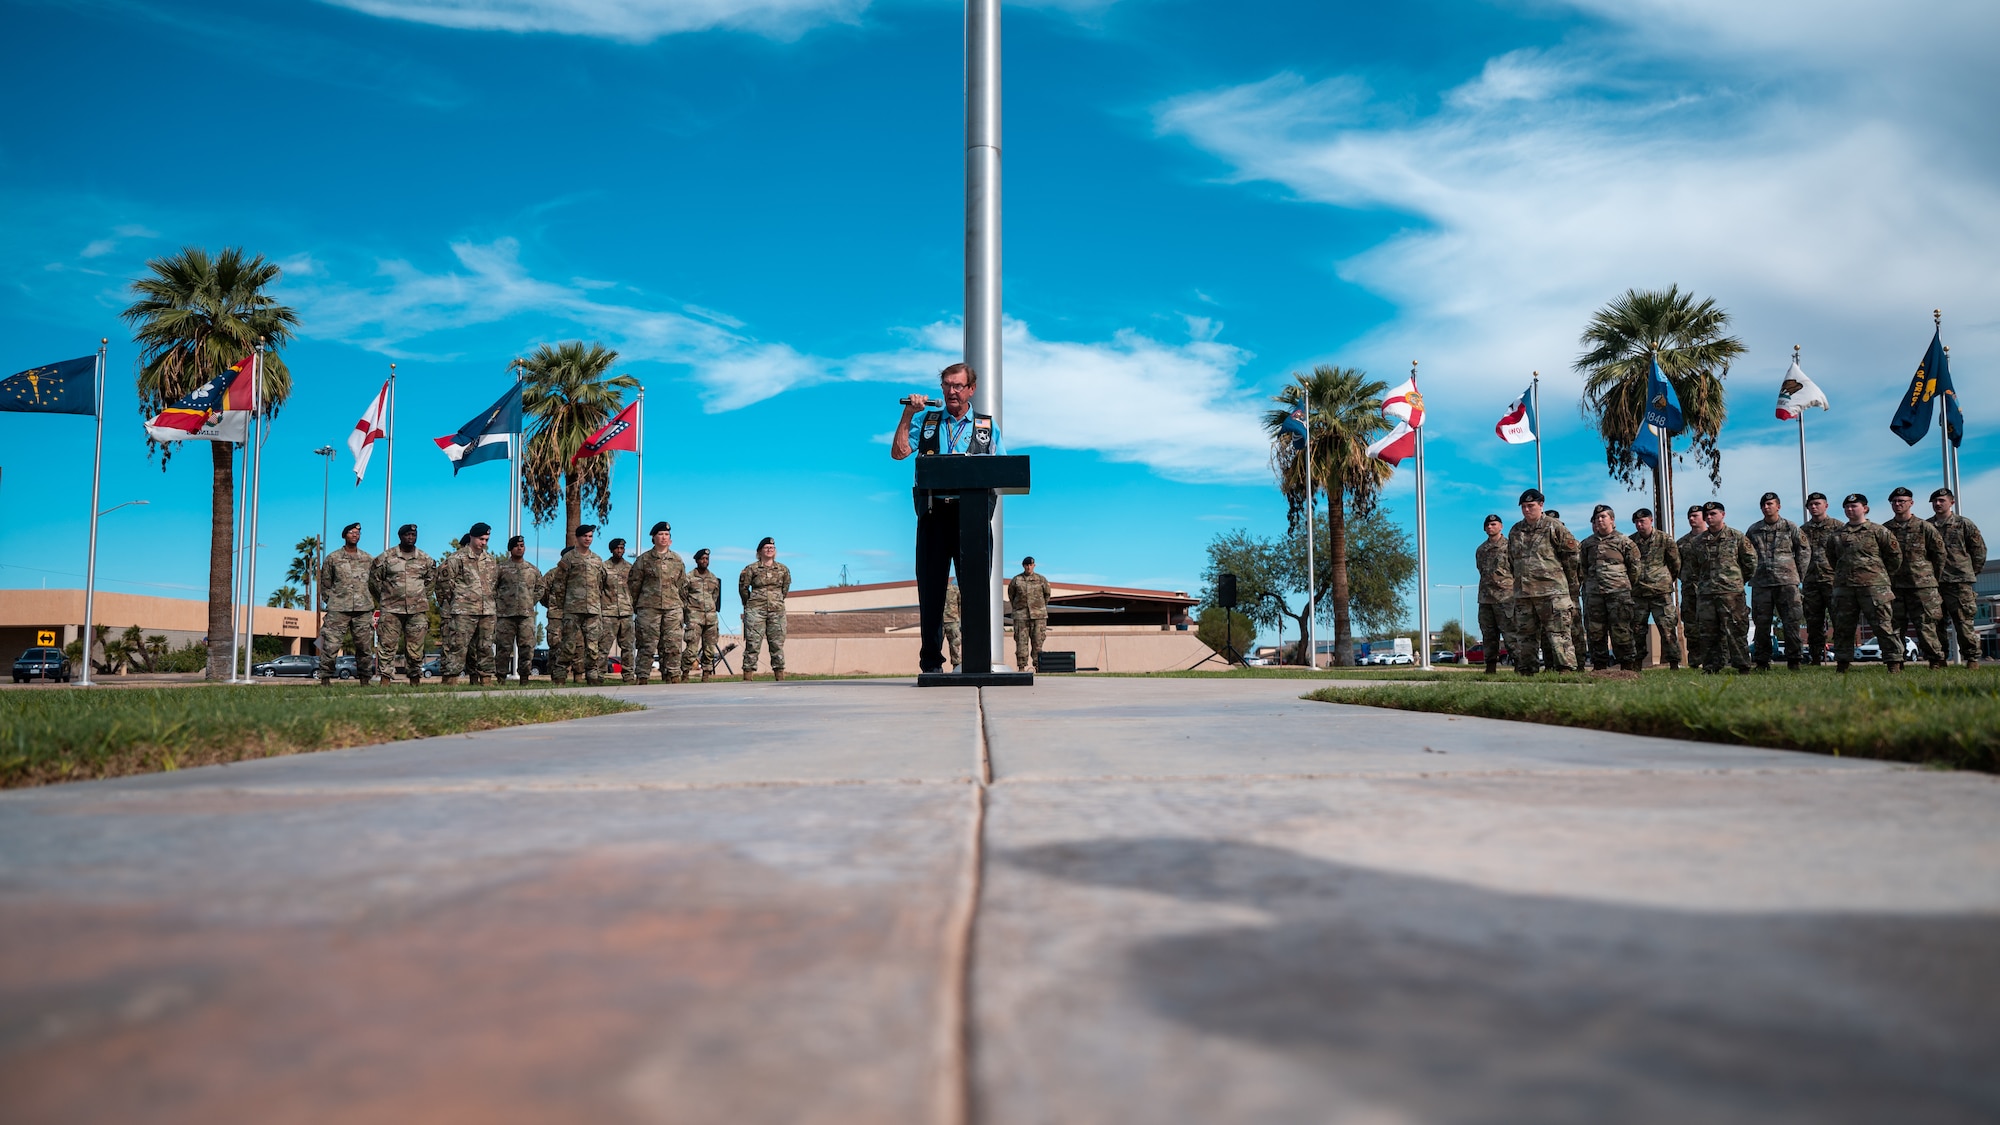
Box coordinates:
[36,630,57,647]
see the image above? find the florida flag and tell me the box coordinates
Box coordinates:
[145,355,255,443]
[434,383,522,474]
[1380,376,1425,429]
[350,380,390,483]
[573,400,638,462]
[1496,383,1537,444]
[1775,358,1830,420]
[1366,420,1417,465]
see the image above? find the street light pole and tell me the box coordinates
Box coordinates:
[1434,583,1475,663]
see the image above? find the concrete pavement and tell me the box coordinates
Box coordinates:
[1,677,1996,1123]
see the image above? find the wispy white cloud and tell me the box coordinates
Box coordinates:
[319,0,867,41]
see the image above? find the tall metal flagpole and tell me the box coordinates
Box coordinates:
[1531,371,1543,495]
[228,431,247,683]
[1414,361,1430,671]
[966,0,1005,668]
[1304,386,1315,668]
[382,362,396,551]
[1940,335,1952,498]
[635,389,645,549]
[511,360,524,542]
[241,341,267,681]
[79,340,108,686]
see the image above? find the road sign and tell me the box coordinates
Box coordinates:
[36,630,56,647]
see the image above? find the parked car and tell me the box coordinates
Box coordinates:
[252,654,318,678]
[1433,650,1461,664]
[1384,652,1414,665]
[1854,639,1882,662]
[1462,643,1510,663]
[12,647,73,683]
[334,655,358,679]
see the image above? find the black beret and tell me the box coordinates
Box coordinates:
[757,536,774,549]
[560,545,574,555]
[1592,504,1614,518]
[1702,501,1724,513]
[508,534,525,548]
[1844,492,1868,506]
[575,524,598,536]
[650,521,671,536]
[1023,556,1036,565]
[467,522,492,539]
[1519,488,1544,504]
[1759,491,1780,504]
[1545,510,1561,519]
[1632,508,1653,520]
[342,521,362,534]
[1686,505,1704,516]
[608,538,626,550]
[1807,491,1827,504]
[1931,487,1955,502]
[694,548,710,558]
[1483,513,1503,525]
[1888,487,1913,500]
[398,523,417,536]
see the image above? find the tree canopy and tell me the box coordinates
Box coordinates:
[1575,284,1745,489]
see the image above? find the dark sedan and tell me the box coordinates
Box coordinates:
[252,654,319,678]
[12,647,73,683]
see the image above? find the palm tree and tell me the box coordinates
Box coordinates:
[123,247,299,679]
[1575,285,1746,491]
[520,342,640,547]
[287,535,322,611]
[267,585,307,609]
[1263,365,1392,666]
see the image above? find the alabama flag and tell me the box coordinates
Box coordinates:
[1496,383,1537,444]
[573,399,639,462]
[350,380,390,483]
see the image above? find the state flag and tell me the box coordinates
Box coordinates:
[573,400,638,462]
[1366,420,1417,466]
[145,356,255,443]
[1278,403,1308,450]
[1381,377,1425,428]
[0,355,96,416]
[1495,383,1537,444]
[434,383,522,474]
[1890,327,1951,447]
[350,380,390,482]
[1775,359,1830,420]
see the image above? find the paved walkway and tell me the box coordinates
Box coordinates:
[2,678,1996,1123]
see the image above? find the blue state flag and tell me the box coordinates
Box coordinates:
[1643,353,1684,435]
[433,382,523,474]
[1936,338,1964,448]
[1279,404,1308,451]
[0,356,96,415]
[1890,328,1947,446]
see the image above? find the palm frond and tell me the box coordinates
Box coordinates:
[1573,284,1744,488]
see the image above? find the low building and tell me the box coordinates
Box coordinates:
[0,589,320,667]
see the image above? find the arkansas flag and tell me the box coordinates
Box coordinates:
[1775,358,1830,420]
[1366,421,1417,466]
[145,355,256,443]
[573,400,639,462]
[1496,383,1537,444]
[350,380,390,483]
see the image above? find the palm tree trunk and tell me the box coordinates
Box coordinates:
[205,441,235,680]
[563,472,583,549]
[1328,500,1353,666]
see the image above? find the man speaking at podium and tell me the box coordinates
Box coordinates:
[892,362,1006,675]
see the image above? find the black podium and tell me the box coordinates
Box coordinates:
[915,454,1032,687]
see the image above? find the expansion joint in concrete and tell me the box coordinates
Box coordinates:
[937,777,987,1125]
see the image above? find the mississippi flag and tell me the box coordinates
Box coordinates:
[350,380,390,483]
[145,355,255,443]
[1496,383,1537,444]
[573,400,638,463]
[434,383,522,474]
[1368,375,1423,465]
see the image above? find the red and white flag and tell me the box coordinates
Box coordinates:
[349,380,389,483]
[1381,376,1426,429]
[573,400,639,462]
[1775,358,1830,420]
[1367,420,1418,465]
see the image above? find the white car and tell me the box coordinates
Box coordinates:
[1385,653,1414,665]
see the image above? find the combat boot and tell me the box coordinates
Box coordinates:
[1930,659,1948,671]
[1967,659,1980,671]
[1886,663,1903,675]
[1754,662,1771,672]
[441,675,459,685]
[1668,661,1680,670]
[635,676,650,686]
[774,670,786,682]
[408,675,423,687]
[1786,660,1799,672]
[742,669,754,682]
[1836,660,1851,673]
[1483,658,1498,675]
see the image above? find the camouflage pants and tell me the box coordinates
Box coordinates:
[317,610,374,681]
[377,612,428,681]
[1802,581,1835,664]
[635,605,685,682]
[1750,585,1804,666]
[1512,595,1575,673]
[682,615,719,677]
[944,621,962,667]
[1833,586,1897,665]
[1015,617,1048,670]
[604,613,637,683]
[1631,591,1680,668]
[1476,601,1512,663]
[545,613,563,669]
[1568,589,1590,673]
[494,615,536,681]
[1680,586,1705,670]
[743,605,786,673]
[440,614,495,678]
[1697,590,1751,672]
[558,612,604,684]
[1584,591,1636,669]
[1891,586,1944,664]
[1940,582,1980,664]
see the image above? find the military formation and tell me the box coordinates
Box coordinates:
[1474,486,1984,675]
[314,519,768,686]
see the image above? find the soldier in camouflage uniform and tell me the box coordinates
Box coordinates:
[549,525,618,685]
[1930,487,1987,668]
[1676,506,1709,671]
[1827,492,1903,672]
[369,523,437,685]
[494,535,541,685]
[437,522,499,684]
[1010,556,1053,672]
[740,537,792,680]
[681,548,722,681]
[1692,501,1756,673]
[1474,514,1514,674]
[1799,492,1841,665]
[316,521,374,684]
[603,538,638,684]
[629,521,686,685]
[1508,489,1580,674]
[944,578,963,671]
[1579,504,1643,670]
[541,548,568,680]
[1627,508,1682,669]
[1885,486,1947,668]
[1546,510,1591,670]
[1745,491,1810,670]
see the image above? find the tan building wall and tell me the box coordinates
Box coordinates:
[718,628,1217,676]
[0,589,320,665]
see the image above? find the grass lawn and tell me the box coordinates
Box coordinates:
[1102,665,1549,682]
[1309,666,2000,770]
[0,685,639,788]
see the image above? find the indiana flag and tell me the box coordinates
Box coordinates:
[1775,358,1830,420]
[1,355,97,416]
[350,380,390,483]
[145,356,255,443]
[573,400,638,462]
[1495,383,1537,444]
[434,383,522,474]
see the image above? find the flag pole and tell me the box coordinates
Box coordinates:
[1531,370,1543,495]
[241,341,267,682]
[79,339,108,687]
[1303,384,1315,668]
[1794,345,1810,511]
[511,360,524,542]
[382,362,396,552]
[228,430,246,683]
[635,388,644,550]
[1414,360,1430,671]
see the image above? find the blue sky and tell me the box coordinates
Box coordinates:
[4,0,1995,643]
